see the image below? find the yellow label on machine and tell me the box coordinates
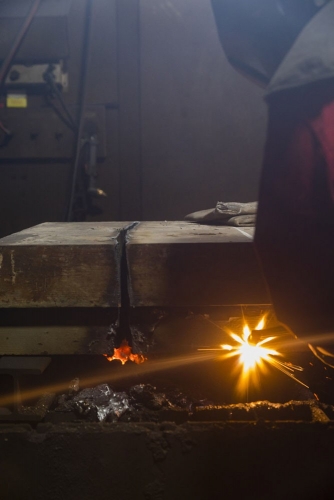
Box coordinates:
[6,93,28,108]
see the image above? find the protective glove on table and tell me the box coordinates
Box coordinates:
[185,201,257,227]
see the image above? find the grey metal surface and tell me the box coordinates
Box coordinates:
[0,0,72,62]
[0,356,51,374]
[4,63,68,89]
[0,105,106,159]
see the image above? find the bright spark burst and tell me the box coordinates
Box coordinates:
[200,315,308,395]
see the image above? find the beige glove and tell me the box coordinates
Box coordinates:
[185,201,257,227]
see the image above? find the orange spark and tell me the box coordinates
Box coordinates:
[104,340,146,365]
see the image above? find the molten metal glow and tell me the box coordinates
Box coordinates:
[104,340,146,365]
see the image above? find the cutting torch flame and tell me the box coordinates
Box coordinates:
[200,314,308,394]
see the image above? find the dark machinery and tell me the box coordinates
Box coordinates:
[0,0,106,224]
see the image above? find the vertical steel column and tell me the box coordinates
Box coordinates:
[116,0,143,220]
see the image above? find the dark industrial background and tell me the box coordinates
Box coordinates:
[0,0,267,237]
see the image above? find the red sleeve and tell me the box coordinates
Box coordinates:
[254,84,334,335]
[309,99,334,204]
